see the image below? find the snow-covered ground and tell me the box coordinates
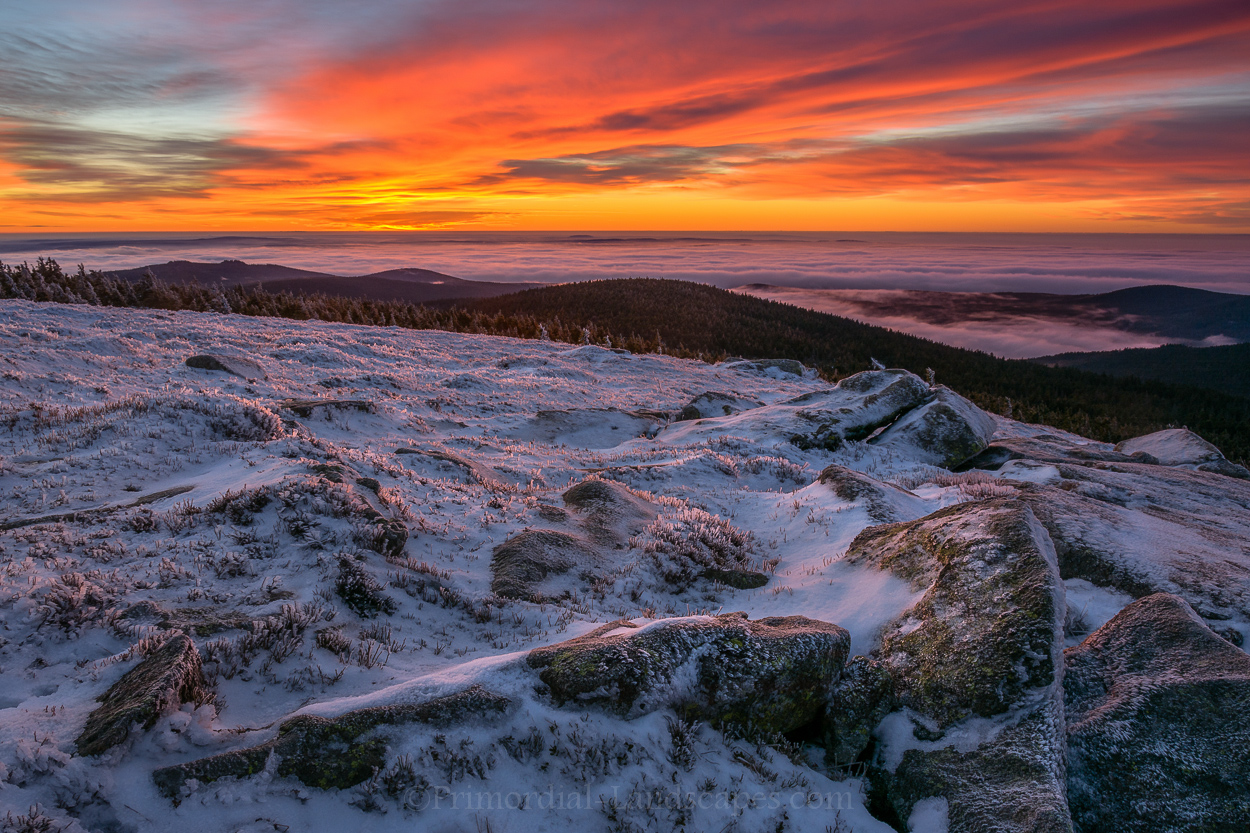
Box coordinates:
[0,300,1244,833]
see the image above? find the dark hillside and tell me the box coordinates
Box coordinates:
[1069,285,1250,341]
[1033,342,1250,399]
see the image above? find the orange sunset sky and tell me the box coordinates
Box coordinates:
[2,0,1248,232]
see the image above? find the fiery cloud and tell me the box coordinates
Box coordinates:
[1,0,1247,230]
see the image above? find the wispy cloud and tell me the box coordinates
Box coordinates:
[0,121,303,201]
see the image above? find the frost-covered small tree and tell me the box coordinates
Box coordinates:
[210,286,232,314]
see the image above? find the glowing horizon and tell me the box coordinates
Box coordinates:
[2,0,1248,233]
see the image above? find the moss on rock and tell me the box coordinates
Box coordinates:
[824,656,896,766]
[888,700,1072,833]
[526,612,849,734]
[153,685,512,798]
[849,500,1070,831]
[490,529,599,601]
[847,500,1065,728]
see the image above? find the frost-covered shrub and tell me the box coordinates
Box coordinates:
[0,802,84,833]
[202,603,328,679]
[738,454,810,485]
[666,718,700,771]
[632,508,757,589]
[14,393,282,455]
[11,736,71,783]
[123,509,160,533]
[205,485,273,526]
[893,469,1019,501]
[315,627,353,662]
[335,557,397,618]
[35,571,120,633]
[183,394,283,442]
[211,552,252,579]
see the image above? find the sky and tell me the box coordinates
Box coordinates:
[1,0,1249,233]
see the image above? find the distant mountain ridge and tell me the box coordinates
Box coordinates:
[107,260,539,304]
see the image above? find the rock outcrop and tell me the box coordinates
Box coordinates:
[959,436,1138,470]
[279,398,374,417]
[678,391,764,421]
[1065,593,1250,833]
[506,407,664,449]
[659,369,933,453]
[185,353,267,381]
[1114,427,1224,466]
[723,358,808,377]
[561,477,657,545]
[870,386,996,469]
[1115,427,1249,479]
[847,500,1070,831]
[491,478,660,600]
[491,529,600,600]
[77,634,209,756]
[848,500,1064,727]
[887,704,1071,833]
[153,686,512,797]
[818,465,929,524]
[824,656,895,766]
[527,613,849,733]
[394,446,508,489]
[963,435,1250,622]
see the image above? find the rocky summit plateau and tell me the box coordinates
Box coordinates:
[0,300,1247,833]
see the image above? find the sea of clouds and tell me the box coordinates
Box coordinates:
[3,231,1246,357]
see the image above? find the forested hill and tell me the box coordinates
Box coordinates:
[464,279,1250,462]
[1033,342,1250,400]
